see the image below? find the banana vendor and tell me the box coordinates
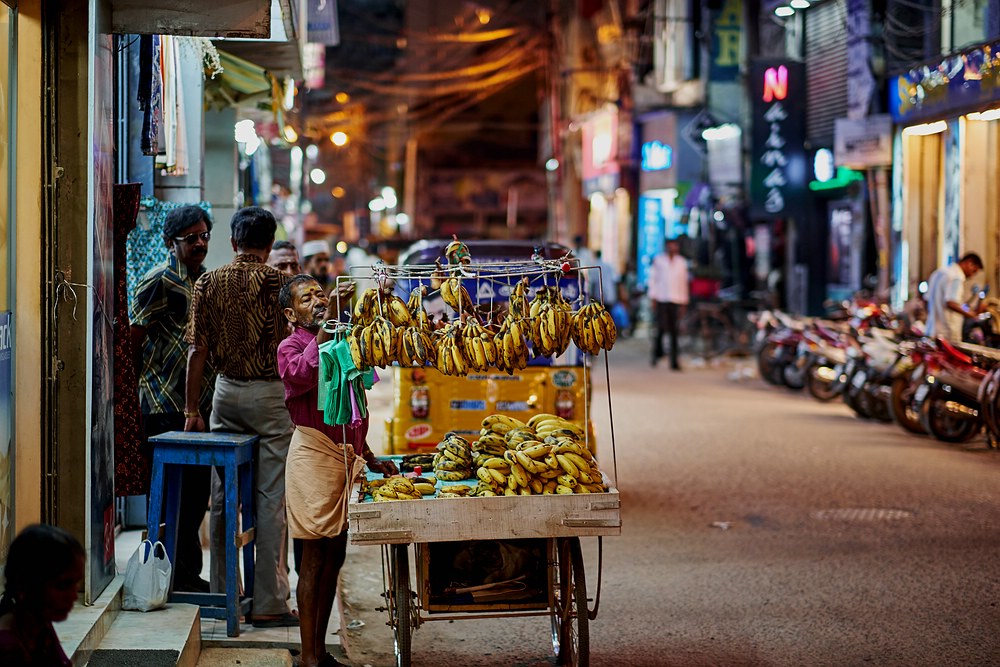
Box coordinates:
[276,274,397,667]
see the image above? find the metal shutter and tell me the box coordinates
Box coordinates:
[805,0,848,143]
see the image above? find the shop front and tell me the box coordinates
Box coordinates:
[0,0,15,564]
[890,40,1000,304]
[580,105,631,273]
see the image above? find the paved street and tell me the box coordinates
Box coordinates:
[339,337,1000,667]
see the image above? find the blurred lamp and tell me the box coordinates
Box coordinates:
[309,168,327,185]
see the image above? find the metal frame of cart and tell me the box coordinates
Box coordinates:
[340,258,621,667]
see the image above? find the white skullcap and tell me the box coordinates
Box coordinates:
[301,239,331,258]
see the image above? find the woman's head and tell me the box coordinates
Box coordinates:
[2,524,85,622]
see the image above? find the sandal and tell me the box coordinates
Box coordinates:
[251,611,300,628]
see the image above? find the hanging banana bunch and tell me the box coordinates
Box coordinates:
[352,288,379,328]
[439,274,475,315]
[460,318,498,373]
[528,286,575,358]
[435,322,470,377]
[571,300,618,355]
[406,285,435,335]
[494,315,530,374]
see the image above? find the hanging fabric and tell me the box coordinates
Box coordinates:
[113,183,147,496]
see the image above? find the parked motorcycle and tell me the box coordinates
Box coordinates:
[912,339,997,443]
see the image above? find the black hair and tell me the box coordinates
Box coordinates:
[230,206,277,251]
[278,274,320,311]
[163,205,212,239]
[960,253,984,270]
[0,524,84,614]
[272,240,297,252]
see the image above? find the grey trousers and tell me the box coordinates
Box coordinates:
[210,376,294,616]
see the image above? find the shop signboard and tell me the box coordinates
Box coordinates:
[828,199,863,299]
[636,196,666,289]
[834,115,892,167]
[639,111,677,192]
[750,60,806,220]
[308,0,340,46]
[581,108,620,197]
[890,40,1000,123]
[710,0,742,82]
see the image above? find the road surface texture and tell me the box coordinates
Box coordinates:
[339,337,1000,667]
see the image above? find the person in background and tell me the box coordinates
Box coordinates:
[592,250,619,306]
[925,252,984,342]
[277,275,397,667]
[301,240,332,289]
[184,206,299,628]
[648,238,689,370]
[0,524,85,667]
[129,205,215,593]
[572,234,596,268]
[268,240,302,276]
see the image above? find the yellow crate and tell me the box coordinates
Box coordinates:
[385,365,594,455]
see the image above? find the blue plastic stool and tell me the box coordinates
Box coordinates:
[146,431,257,637]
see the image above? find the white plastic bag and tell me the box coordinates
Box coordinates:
[122,540,171,612]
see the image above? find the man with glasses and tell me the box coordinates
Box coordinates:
[129,205,216,593]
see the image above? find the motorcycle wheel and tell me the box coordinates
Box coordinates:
[806,362,840,402]
[782,359,806,390]
[843,371,873,419]
[757,342,783,386]
[889,377,926,434]
[867,387,893,423]
[919,393,983,443]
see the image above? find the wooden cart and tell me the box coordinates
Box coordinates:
[347,475,621,667]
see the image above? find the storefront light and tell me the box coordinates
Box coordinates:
[775,6,795,17]
[545,158,559,171]
[309,168,327,185]
[702,123,741,141]
[902,120,947,136]
[967,108,1000,121]
[396,213,411,226]
[369,197,387,212]
[381,186,398,208]
[790,0,810,8]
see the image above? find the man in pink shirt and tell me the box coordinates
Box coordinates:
[277,275,396,667]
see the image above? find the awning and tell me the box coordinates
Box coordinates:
[204,49,275,111]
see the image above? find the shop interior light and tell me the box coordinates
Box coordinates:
[369,197,387,212]
[282,125,298,143]
[330,131,349,146]
[702,124,741,141]
[309,168,326,185]
[305,144,319,160]
[396,213,411,226]
[902,120,947,136]
[336,241,349,254]
[545,158,559,171]
[790,0,810,8]
[967,108,1000,121]
[331,186,345,199]
[381,186,398,208]
[775,5,795,17]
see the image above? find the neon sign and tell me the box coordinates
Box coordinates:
[762,65,788,102]
[641,141,673,171]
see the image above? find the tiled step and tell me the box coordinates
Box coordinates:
[83,602,201,667]
[61,575,124,667]
[196,648,293,667]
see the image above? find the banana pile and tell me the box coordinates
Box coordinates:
[468,413,607,497]
[367,475,437,502]
[528,286,574,358]
[433,432,475,481]
[571,301,617,355]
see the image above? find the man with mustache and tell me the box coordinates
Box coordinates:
[277,275,396,667]
[130,205,216,593]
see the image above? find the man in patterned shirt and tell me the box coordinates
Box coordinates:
[130,205,216,593]
[184,206,298,628]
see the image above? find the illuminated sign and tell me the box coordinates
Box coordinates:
[813,148,834,182]
[641,141,673,171]
[762,65,788,102]
[750,60,805,219]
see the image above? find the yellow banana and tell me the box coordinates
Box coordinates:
[476,468,494,484]
[528,478,543,494]
[413,482,436,496]
[521,443,553,460]
[555,484,574,495]
[436,470,470,482]
[556,474,578,488]
[510,463,528,487]
[556,454,580,478]
[488,468,507,485]
[563,452,591,472]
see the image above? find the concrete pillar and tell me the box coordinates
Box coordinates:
[203,108,238,270]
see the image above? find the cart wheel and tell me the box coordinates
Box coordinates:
[390,544,413,667]
[550,537,590,666]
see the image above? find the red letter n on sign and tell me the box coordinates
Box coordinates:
[762,66,788,102]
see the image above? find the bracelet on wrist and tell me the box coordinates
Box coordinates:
[184,410,200,419]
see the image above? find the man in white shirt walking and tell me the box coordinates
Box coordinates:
[925,252,983,341]
[648,238,689,369]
